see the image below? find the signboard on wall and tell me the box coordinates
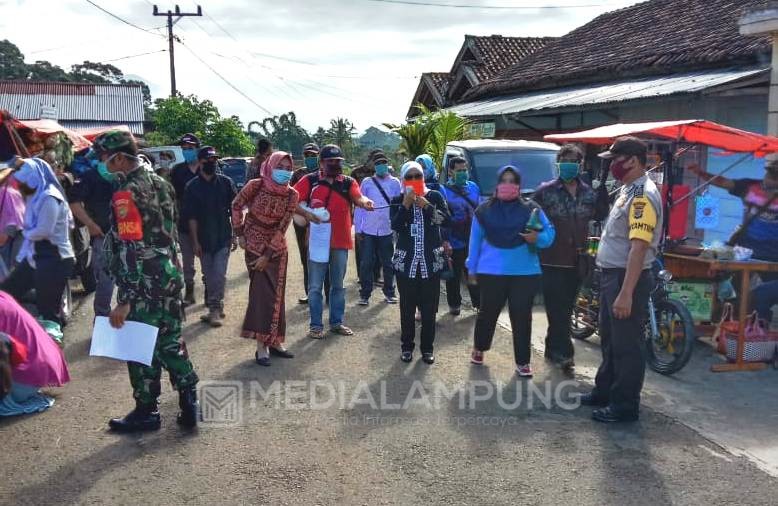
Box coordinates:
[468,122,496,138]
[39,106,58,120]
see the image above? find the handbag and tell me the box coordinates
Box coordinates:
[715,303,777,362]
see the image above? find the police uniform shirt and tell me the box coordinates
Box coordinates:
[596,174,662,270]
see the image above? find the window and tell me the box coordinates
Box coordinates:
[469,150,557,196]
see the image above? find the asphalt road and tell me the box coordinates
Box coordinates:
[2,233,778,505]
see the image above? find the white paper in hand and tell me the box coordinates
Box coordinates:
[309,221,331,263]
[90,316,159,366]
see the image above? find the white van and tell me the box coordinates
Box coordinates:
[142,145,184,171]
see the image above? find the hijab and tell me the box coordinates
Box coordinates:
[474,165,531,249]
[400,161,428,195]
[415,154,438,184]
[260,150,295,194]
[12,158,73,233]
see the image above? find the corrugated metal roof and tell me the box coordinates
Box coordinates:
[0,81,144,123]
[448,67,769,118]
[63,120,144,135]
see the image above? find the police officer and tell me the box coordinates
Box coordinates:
[580,136,662,423]
[92,130,199,432]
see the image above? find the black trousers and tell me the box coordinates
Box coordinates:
[397,274,440,354]
[1,241,75,325]
[293,223,310,294]
[541,266,581,361]
[474,274,540,366]
[445,247,480,309]
[592,268,653,415]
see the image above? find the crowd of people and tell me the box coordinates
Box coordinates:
[4,124,778,430]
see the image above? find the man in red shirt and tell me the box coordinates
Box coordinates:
[294,144,374,339]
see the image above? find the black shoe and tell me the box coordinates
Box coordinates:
[557,357,575,371]
[422,352,435,365]
[592,405,639,423]
[183,282,195,306]
[109,402,161,433]
[255,351,271,366]
[298,296,309,305]
[579,392,608,407]
[176,386,199,428]
[449,306,461,316]
[270,347,295,359]
[401,351,413,363]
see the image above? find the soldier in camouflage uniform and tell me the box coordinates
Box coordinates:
[90,130,199,432]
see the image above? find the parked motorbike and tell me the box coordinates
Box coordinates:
[571,253,696,375]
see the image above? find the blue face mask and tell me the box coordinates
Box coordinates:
[304,156,319,172]
[558,162,580,182]
[271,168,292,185]
[182,148,197,163]
[97,161,117,182]
[375,163,389,177]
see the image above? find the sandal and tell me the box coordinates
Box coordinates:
[307,328,324,340]
[329,324,354,336]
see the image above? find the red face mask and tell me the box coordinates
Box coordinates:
[496,182,520,201]
[609,157,631,181]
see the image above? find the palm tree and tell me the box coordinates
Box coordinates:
[326,117,357,148]
[385,104,471,168]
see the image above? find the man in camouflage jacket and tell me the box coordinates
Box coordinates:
[91,130,199,433]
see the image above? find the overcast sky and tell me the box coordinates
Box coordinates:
[1,0,640,133]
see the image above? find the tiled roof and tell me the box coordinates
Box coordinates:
[464,35,558,82]
[0,80,145,123]
[425,72,451,100]
[467,0,773,100]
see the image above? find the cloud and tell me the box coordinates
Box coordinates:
[6,0,639,132]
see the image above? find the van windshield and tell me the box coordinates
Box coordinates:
[470,150,557,195]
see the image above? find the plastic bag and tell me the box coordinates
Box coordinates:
[37,318,64,348]
[695,193,720,230]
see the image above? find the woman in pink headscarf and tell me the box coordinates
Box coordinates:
[0,290,69,416]
[231,151,300,366]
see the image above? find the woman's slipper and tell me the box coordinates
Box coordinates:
[255,352,271,366]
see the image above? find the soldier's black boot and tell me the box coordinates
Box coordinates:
[183,282,195,306]
[176,386,199,428]
[108,401,161,433]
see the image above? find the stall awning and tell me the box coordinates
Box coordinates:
[447,67,768,118]
[543,119,778,157]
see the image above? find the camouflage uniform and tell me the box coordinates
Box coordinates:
[105,165,198,405]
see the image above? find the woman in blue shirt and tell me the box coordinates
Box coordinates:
[466,166,555,377]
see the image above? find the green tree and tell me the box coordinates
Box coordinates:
[146,94,252,156]
[26,60,70,81]
[205,115,254,157]
[312,126,327,147]
[385,104,471,168]
[69,60,124,84]
[0,39,28,79]
[258,111,310,158]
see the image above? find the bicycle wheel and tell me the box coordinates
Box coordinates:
[645,298,695,375]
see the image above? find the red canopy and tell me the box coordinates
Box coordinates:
[544,119,778,157]
[13,118,91,151]
[77,124,132,142]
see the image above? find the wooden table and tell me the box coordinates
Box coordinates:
[665,253,778,372]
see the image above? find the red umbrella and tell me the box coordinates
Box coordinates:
[544,119,778,157]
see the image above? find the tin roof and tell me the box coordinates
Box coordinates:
[0,81,144,123]
[447,67,769,118]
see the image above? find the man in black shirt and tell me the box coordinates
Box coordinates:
[69,163,116,317]
[170,133,201,305]
[182,146,237,327]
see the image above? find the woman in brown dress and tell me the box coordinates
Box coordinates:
[232,151,300,366]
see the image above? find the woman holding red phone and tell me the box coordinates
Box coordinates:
[390,161,450,364]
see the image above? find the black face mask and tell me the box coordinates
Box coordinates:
[202,161,217,175]
[324,162,342,177]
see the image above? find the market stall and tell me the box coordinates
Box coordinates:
[545,119,778,372]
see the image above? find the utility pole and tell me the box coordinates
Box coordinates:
[153,4,202,97]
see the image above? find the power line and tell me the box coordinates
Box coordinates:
[364,0,603,8]
[177,39,274,116]
[105,49,167,62]
[84,0,166,37]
